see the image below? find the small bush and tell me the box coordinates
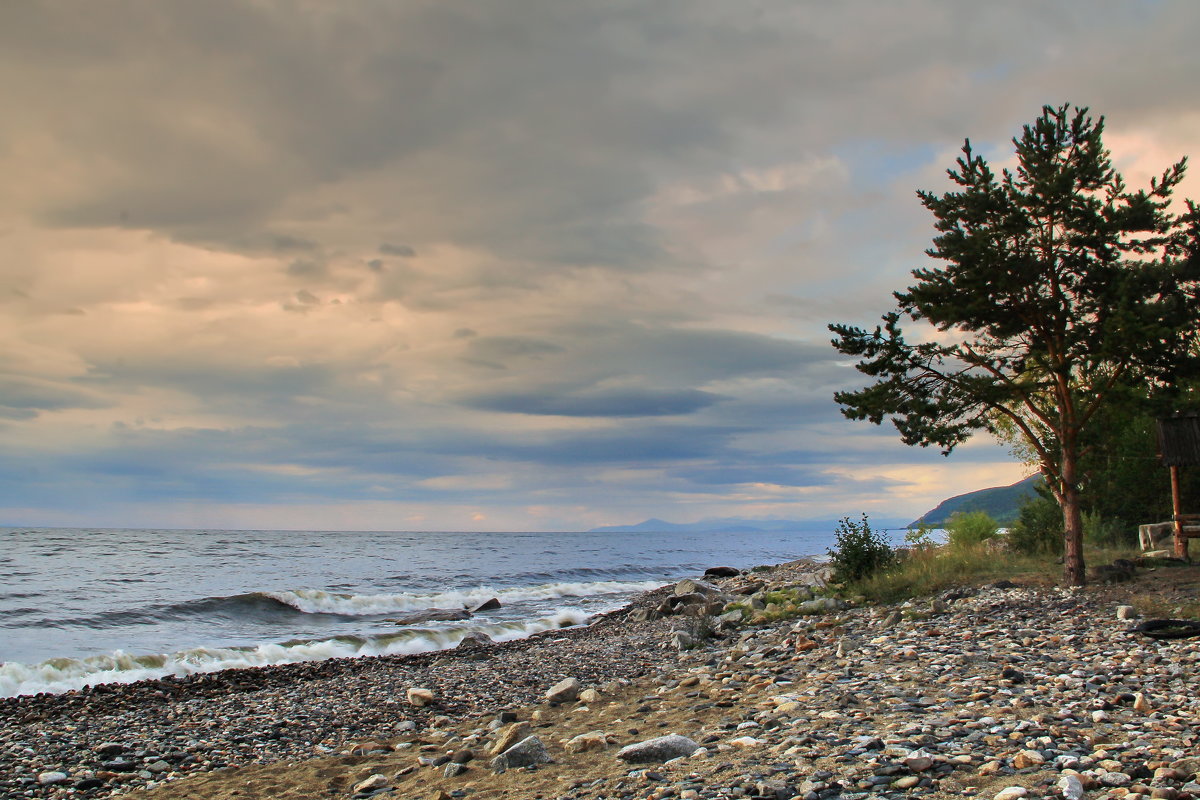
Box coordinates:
[903,523,939,549]
[828,514,895,584]
[1008,492,1063,555]
[945,510,999,548]
[1083,511,1130,548]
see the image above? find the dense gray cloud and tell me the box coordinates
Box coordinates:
[1,1,1197,529]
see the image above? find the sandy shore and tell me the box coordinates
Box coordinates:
[7,559,1200,800]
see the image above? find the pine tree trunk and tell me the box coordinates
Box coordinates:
[1060,447,1086,586]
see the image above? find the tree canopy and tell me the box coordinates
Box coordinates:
[829,104,1200,585]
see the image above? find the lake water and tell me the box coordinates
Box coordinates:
[0,526,846,697]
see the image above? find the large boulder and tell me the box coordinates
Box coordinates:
[489,722,531,756]
[616,733,700,763]
[491,735,553,771]
[704,566,741,578]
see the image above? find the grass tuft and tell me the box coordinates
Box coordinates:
[847,542,1052,603]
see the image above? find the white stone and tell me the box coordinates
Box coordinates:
[1058,774,1085,800]
[994,788,1028,800]
[37,772,69,786]
[407,687,434,706]
[616,734,700,763]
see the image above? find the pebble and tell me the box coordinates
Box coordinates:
[37,771,69,786]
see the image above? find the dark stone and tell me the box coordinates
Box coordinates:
[704,566,742,578]
[456,632,494,650]
[389,608,472,626]
[1001,667,1026,684]
[75,778,106,790]
[471,597,502,612]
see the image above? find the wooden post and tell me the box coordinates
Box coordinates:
[1172,464,1187,560]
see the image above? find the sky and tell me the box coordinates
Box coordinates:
[2,1,1199,532]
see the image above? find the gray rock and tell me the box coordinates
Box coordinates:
[673,578,721,596]
[616,733,700,763]
[545,677,581,703]
[1099,772,1132,787]
[389,607,472,625]
[1058,774,1085,800]
[37,771,69,786]
[471,597,502,612]
[456,631,494,649]
[671,631,696,650]
[629,607,658,622]
[490,735,553,771]
[443,762,469,778]
[93,742,126,757]
[797,597,844,614]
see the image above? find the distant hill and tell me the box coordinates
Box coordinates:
[589,515,911,534]
[911,474,1041,527]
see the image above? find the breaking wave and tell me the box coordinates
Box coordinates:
[0,609,591,698]
[25,579,667,629]
[264,580,666,615]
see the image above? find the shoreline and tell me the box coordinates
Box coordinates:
[0,559,825,798]
[7,559,1200,800]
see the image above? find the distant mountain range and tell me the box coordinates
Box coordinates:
[589,474,1043,533]
[588,515,911,534]
[910,474,1042,527]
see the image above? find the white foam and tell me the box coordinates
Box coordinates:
[265,579,666,615]
[0,608,593,698]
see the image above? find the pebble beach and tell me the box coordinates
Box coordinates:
[5,559,1200,800]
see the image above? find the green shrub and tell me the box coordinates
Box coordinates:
[903,523,938,549]
[828,514,895,584]
[945,510,999,548]
[1008,489,1063,555]
[1083,510,1130,548]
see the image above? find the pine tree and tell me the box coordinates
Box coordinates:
[829,104,1200,586]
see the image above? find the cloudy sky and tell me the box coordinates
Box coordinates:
[2,1,1198,531]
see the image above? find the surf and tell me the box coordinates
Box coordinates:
[0,608,592,698]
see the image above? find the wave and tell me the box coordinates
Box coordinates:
[0,609,591,698]
[20,579,666,629]
[265,579,667,616]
